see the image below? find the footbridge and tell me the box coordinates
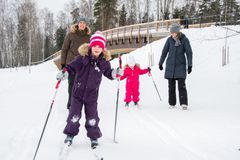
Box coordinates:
[102,19,181,55]
[53,18,215,69]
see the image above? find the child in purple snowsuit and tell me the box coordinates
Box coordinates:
[56,31,123,148]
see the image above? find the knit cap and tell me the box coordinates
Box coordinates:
[78,16,87,24]
[170,23,181,33]
[89,31,106,50]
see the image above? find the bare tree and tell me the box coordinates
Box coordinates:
[79,0,91,18]
[0,0,7,67]
[14,0,41,67]
[157,0,174,20]
[56,11,68,28]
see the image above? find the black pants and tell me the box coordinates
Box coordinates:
[168,78,188,106]
[67,74,75,109]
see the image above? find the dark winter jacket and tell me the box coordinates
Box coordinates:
[159,33,193,79]
[65,44,113,103]
[61,24,91,65]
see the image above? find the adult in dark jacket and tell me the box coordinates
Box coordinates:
[159,23,193,110]
[61,16,91,109]
[56,31,123,148]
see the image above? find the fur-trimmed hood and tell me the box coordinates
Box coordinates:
[78,43,111,61]
[70,24,91,35]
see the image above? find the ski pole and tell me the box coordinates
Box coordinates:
[32,80,62,160]
[113,54,122,143]
[148,70,162,101]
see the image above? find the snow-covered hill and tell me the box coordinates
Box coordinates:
[1,25,240,160]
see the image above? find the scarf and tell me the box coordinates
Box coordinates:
[172,32,182,46]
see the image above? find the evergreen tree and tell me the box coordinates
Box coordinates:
[44,36,50,60]
[198,0,212,23]
[172,7,183,19]
[163,10,170,20]
[93,0,102,31]
[119,4,127,26]
[55,26,66,51]
[42,8,55,59]
[142,12,148,23]
[222,0,240,24]
[71,7,80,24]
[93,0,118,31]
[150,13,154,22]
[209,0,221,22]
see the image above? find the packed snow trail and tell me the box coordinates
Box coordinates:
[1,26,240,160]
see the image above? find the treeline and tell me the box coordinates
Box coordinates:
[0,0,239,68]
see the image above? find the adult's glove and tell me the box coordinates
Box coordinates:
[159,64,163,71]
[112,68,124,79]
[188,66,192,74]
[61,64,66,69]
[56,70,68,81]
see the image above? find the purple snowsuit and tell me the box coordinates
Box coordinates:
[63,44,114,140]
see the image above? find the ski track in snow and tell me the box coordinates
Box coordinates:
[5,127,36,160]
[125,107,207,160]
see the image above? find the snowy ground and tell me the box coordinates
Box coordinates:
[1,25,240,160]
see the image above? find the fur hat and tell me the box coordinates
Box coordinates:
[170,23,181,33]
[127,55,136,67]
[89,31,106,50]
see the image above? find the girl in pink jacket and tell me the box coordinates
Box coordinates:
[120,55,150,106]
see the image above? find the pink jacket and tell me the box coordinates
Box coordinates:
[120,65,149,89]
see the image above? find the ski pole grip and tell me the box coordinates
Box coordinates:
[148,68,152,77]
[115,55,122,78]
[55,67,67,89]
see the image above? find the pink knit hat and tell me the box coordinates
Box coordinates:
[89,31,106,50]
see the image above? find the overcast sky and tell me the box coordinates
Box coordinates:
[36,0,69,14]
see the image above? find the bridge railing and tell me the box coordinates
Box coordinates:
[102,19,181,43]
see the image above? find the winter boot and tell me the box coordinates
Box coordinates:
[90,139,98,149]
[181,104,188,110]
[64,135,74,146]
[134,102,138,106]
[169,105,175,109]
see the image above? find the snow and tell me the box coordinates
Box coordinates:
[1,25,240,160]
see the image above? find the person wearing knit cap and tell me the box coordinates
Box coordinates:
[120,55,151,107]
[159,22,193,110]
[61,15,91,110]
[56,31,123,148]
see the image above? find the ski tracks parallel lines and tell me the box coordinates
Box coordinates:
[126,108,207,160]
[59,143,71,160]
[5,127,36,160]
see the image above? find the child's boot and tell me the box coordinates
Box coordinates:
[64,135,74,146]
